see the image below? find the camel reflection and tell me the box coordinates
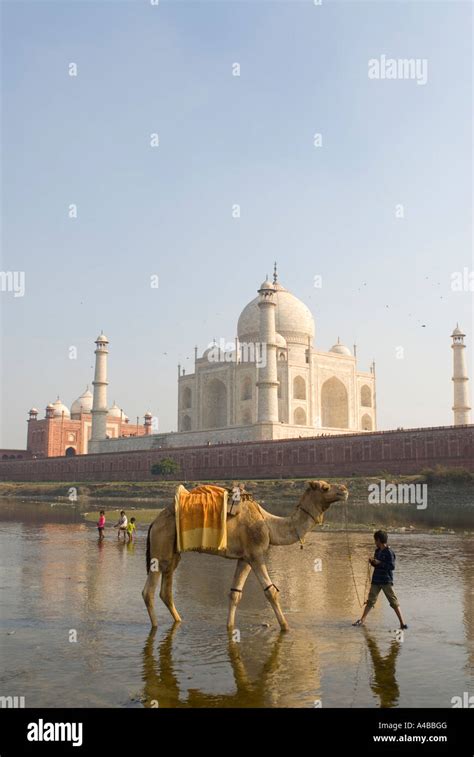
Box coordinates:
[364,628,401,708]
[141,625,285,707]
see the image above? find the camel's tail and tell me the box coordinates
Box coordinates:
[146,522,152,574]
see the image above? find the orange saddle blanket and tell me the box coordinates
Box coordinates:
[175,484,228,553]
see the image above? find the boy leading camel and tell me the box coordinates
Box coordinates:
[353,530,408,630]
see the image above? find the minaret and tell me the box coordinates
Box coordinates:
[144,412,153,435]
[91,332,109,442]
[256,278,279,424]
[451,324,471,425]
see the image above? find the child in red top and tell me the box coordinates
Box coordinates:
[97,511,106,540]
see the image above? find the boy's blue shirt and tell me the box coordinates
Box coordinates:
[372,546,396,584]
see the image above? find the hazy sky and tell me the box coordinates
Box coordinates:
[1,0,472,448]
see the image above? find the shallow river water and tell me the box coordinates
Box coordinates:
[0,502,473,708]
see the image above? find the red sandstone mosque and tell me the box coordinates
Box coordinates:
[26,393,153,458]
[25,333,153,458]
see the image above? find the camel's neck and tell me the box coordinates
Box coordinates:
[258,499,322,547]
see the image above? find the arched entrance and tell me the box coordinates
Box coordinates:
[182,415,192,431]
[361,385,372,407]
[294,407,307,425]
[240,376,252,401]
[241,409,252,425]
[182,387,192,410]
[321,377,349,428]
[293,376,306,400]
[202,379,228,429]
[65,447,76,457]
[361,414,373,431]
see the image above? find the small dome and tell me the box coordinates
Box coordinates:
[96,332,109,343]
[202,341,224,362]
[29,407,39,414]
[275,332,287,348]
[108,401,123,419]
[144,411,152,418]
[71,387,93,415]
[451,324,465,337]
[258,279,275,291]
[52,397,70,417]
[329,338,352,356]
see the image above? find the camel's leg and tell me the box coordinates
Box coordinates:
[250,560,289,632]
[142,568,161,628]
[159,555,182,623]
[227,559,252,630]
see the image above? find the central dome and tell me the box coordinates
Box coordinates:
[237,282,315,344]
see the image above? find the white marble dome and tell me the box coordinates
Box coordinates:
[238,281,315,344]
[202,341,221,362]
[71,387,93,415]
[329,339,352,356]
[52,397,70,417]
[108,401,123,419]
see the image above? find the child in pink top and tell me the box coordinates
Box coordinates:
[97,511,106,540]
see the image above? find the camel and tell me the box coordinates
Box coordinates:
[142,479,349,631]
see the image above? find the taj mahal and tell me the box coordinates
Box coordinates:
[176,267,376,436]
[88,265,378,454]
[22,266,470,459]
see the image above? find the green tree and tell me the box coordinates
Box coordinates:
[151,458,180,477]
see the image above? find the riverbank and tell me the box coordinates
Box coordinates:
[0,468,471,501]
[0,471,472,530]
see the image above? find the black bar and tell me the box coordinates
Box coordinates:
[0,707,472,755]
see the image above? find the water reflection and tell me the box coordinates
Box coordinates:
[461,538,474,672]
[141,626,286,708]
[364,629,400,708]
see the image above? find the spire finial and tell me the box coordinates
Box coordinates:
[273,261,278,284]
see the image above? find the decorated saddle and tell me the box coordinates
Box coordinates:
[175,484,228,553]
[174,483,250,552]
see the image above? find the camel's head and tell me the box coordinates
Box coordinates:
[300,480,349,524]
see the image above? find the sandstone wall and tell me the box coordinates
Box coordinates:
[0,425,472,482]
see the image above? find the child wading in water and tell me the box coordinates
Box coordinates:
[97,510,105,540]
[114,511,128,541]
[353,530,408,630]
[126,517,137,543]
